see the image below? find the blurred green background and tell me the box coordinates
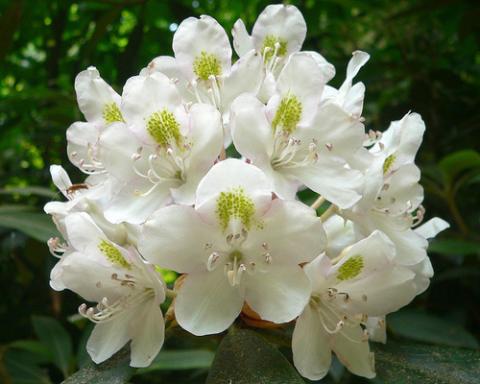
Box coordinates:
[0,0,479,383]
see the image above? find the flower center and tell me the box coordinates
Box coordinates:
[193,51,222,80]
[147,109,183,148]
[262,35,287,62]
[383,154,396,174]
[272,94,302,134]
[103,102,124,124]
[98,240,131,269]
[336,255,364,281]
[216,187,256,232]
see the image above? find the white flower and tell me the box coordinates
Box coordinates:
[233,4,306,62]
[292,231,417,380]
[67,67,124,175]
[44,165,127,246]
[343,113,430,266]
[230,90,365,208]
[321,51,370,119]
[139,159,325,336]
[96,72,223,224]
[145,15,263,133]
[50,212,165,367]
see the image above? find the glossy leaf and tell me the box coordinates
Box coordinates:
[438,150,480,185]
[136,349,214,373]
[3,348,52,384]
[428,238,480,256]
[62,347,134,384]
[374,340,480,384]
[32,316,73,378]
[206,328,304,384]
[388,309,479,349]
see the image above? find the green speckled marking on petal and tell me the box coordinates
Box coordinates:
[337,255,364,281]
[103,103,124,124]
[147,109,182,147]
[193,51,222,80]
[262,35,287,62]
[383,154,396,174]
[98,240,131,269]
[272,95,302,134]
[216,187,255,231]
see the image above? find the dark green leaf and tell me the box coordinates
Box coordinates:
[438,150,480,185]
[388,309,478,349]
[136,349,214,374]
[0,186,58,198]
[9,340,53,364]
[62,347,134,384]
[428,238,480,256]
[32,316,73,378]
[374,340,480,384]
[0,205,59,242]
[3,348,52,384]
[206,328,304,384]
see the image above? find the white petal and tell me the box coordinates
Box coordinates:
[74,66,121,123]
[415,217,449,239]
[195,159,273,225]
[129,302,165,367]
[332,325,375,378]
[293,157,363,209]
[252,4,306,55]
[86,310,133,364]
[337,51,370,97]
[50,165,72,197]
[275,53,327,124]
[292,305,332,380]
[175,268,244,336]
[173,15,231,80]
[221,50,264,113]
[323,215,356,258]
[173,103,223,205]
[66,121,101,170]
[244,264,311,323]
[104,180,173,225]
[64,212,106,253]
[244,199,325,265]
[121,72,183,145]
[366,316,387,344]
[230,94,274,163]
[140,205,221,273]
[303,51,336,82]
[232,19,254,57]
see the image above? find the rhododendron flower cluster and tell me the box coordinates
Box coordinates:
[45,4,448,379]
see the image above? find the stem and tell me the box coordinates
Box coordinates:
[310,195,325,210]
[166,288,177,299]
[320,204,338,222]
[219,146,226,160]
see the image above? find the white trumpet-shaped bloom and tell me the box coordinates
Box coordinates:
[292,231,417,380]
[50,212,165,367]
[139,159,326,335]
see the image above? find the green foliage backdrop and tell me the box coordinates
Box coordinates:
[0,0,479,383]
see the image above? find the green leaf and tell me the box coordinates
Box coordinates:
[438,149,480,185]
[0,205,59,242]
[62,347,134,384]
[9,340,53,364]
[388,309,479,349]
[136,349,214,374]
[32,316,73,378]
[0,186,58,198]
[4,348,52,384]
[374,340,480,384]
[428,238,480,256]
[206,328,304,384]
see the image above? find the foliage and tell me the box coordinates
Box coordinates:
[0,0,479,383]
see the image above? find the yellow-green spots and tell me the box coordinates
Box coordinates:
[337,255,364,281]
[383,154,396,174]
[147,109,182,147]
[216,187,255,231]
[98,240,131,269]
[262,35,287,62]
[103,103,124,124]
[272,95,302,134]
[193,51,222,80]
